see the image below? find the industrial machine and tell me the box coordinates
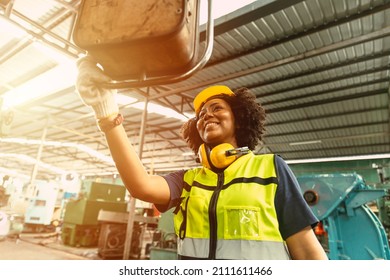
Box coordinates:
[149,208,177,260]
[61,181,128,247]
[96,209,159,260]
[0,210,24,240]
[23,181,60,233]
[375,183,390,243]
[73,0,214,88]
[0,175,10,207]
[373,165,390,244]
[297,173,390,260]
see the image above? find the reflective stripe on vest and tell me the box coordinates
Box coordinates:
[174,153,290,259]
[178,238,290,260]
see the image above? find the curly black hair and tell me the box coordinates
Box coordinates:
[180,87,266,154]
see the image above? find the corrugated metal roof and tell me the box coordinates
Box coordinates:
[0,0,389,181]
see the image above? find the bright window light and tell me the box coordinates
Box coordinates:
[0,167,30,180]
[131,102,191,122]
[2,62,77,109]
[116,94,137,105]
[0,138,114,165]
[2,1,257,114]
[116,94,193,121]
[2,41,77,110]
[199,0,258,24]
[0,16,28,38]
[32,41,75,65]
[1,0,258,116]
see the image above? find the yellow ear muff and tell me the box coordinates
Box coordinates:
[198,144,211,169]
[209,143,236,169]
[198,143,250,169]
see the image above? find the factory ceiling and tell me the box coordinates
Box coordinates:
[0,0,390,183]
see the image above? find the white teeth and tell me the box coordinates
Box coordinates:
[205,122,218,129]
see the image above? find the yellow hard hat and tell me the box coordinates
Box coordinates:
[193,85,234,114]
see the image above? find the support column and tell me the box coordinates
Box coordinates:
[123,95,149,260]
[26,125,47,198]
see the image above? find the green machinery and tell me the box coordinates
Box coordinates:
[149,208,177,260]
[61,182,127,247]
[374,182,390,243]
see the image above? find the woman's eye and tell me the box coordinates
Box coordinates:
[197,104,224,120]
[213,106,222,112]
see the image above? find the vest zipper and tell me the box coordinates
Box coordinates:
[208,172,224,259]
[179,197,190,239]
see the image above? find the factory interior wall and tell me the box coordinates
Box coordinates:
[289,158,390,186]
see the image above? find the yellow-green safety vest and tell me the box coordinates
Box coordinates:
[173,152,291,259]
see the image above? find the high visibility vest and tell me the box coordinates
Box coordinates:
[173,153,291,259]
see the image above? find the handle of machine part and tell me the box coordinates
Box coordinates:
[101,0,214,89]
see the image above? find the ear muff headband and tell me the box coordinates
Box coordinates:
[198,143,212,169]
[198,143,250,169]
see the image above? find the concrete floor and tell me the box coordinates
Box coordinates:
[0,206,156,260]
[0,234,99,260]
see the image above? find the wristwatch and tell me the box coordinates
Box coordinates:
[97,113,124,133]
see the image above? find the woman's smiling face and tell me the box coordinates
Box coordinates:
[196,98,237,148]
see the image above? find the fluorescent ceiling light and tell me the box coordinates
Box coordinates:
[289,140,322,146]
[0,153,73,175]
[130,101,191,122]
[286,154,390,164]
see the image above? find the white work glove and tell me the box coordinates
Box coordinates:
[75,55,118,119]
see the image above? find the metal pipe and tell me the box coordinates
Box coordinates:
[123,93,149,260]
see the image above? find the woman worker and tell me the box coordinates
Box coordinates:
[75,56,328,260]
